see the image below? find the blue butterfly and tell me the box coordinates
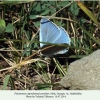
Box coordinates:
[39,18,70,56]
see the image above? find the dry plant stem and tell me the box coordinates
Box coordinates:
[0,59,38,72]
[37,16,77,23]
[51,1,73,17]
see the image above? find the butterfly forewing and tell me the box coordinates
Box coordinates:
[40,18,61,47]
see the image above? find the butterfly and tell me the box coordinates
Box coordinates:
[39,18,70,56]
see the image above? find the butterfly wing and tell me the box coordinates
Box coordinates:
[39,18,61,47]
[39,18,71,56]
[54,27,70,45]
[40,44,69,56]
[54,27,71,54]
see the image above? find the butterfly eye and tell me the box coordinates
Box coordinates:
[39,18,70,56]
